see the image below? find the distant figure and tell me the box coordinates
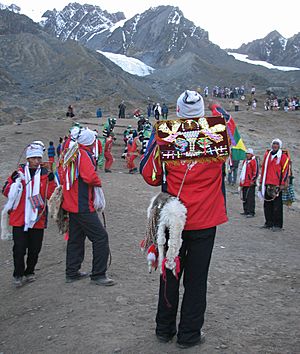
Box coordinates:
[47,141,55,163]
[147,103,152,118]
[161,103,169,119]
[96,108,102,118]
[251,86,256,96]
[228,159,239,186]
[104,133,115,173]
[252,99,257,110]
[239,148,258,217]
[57,137,63,158]
[234,100,239,112]
[118,101,126,118]
[66,105,75,118]
[204,86,209,97]
[154,103,161,120]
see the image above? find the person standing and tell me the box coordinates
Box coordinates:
[2,142,56,287]
[161,103,169,119]
[228,158,239,186]
[104,133,115,173]
[96,107,102,118]
[140,90,228,349]
[56,137,63,159]
[154,103,162,120]
[259,138,289,231]
[47,141,55,164]
[118,101,126,118]
[62,128,115,285]
[239,148,258,217]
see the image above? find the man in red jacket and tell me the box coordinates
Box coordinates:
[2,142,56,287]
[259,138,289,231]
[140,90,228,349]
[62,128,114,285]
[239,148,259,217]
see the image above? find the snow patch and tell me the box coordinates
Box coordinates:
[109,19,127,32]
[97,51,155,76]
[279,37,288,51]
[228,52,300,71]
[168,10,181,25]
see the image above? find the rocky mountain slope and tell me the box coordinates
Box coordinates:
[41,3,125,47]
[230,31,300,68]
[0,9,157,123]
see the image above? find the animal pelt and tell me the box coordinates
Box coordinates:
[48,185,69,234]
[143,192,187,276]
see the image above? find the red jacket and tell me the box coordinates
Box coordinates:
[140,144,228,230]
[239,157,259,187]
[2,165,56,229]
[62,145,102,213]
[261,150,289,186]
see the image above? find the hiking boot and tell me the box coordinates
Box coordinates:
[240,212,247,215]
[25,274,36,283]
[13,276,24,288]
[176,331,205,349]
[90,276,115,286]
[156,333,176,343]
[246,214,255,218]
[65,271,89,283]
[104,169,112,173]
[260,224,272,229]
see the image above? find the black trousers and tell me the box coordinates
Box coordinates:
[264,192,283,228]
[12,226,44,277]
[66,212,109,279]
[242,185,256,215]
[156,227,216,345]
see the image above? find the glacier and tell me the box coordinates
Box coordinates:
[97,51,155,76]
[228,52,300,71]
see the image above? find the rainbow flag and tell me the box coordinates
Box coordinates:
[210,104,246,160]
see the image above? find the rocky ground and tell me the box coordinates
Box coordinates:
[0,104,299,354]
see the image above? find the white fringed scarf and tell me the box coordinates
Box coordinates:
[24,164,41,231]
[240,156,255,184]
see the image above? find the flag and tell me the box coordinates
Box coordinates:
[210,104,246,160]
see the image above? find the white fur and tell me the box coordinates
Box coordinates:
[149,194,187,274]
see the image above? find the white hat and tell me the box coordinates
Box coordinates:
[246,148,254,154]
[77,128,96,146]
[26,142,44,158]
[176,90,205,118]
[271,138,282,148]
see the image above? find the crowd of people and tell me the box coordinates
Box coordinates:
[1,90,296,351]
[264,96,300,111]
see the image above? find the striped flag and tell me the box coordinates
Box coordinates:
[210,104,247,160]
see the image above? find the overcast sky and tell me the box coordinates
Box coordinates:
[2,0,300,48]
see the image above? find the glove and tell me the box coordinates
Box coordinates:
[11,171,19,182]
[48,172,54,181]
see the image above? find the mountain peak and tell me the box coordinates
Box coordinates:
[41,2,125,43]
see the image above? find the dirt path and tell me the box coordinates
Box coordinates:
[0,113,299,354]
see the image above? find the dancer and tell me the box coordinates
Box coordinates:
[239,148,258,217]
[2,142,56,287]
[140,90,228,349]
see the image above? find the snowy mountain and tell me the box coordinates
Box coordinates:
[41,2,125,46]
[97,51,155,76]
[98,5,211,67]
[0,2,20,13]
[230,31,300,68]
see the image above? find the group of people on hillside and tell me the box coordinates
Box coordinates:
[1,90,295,351]
[203,85,246,99]
[264,96,300,111]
